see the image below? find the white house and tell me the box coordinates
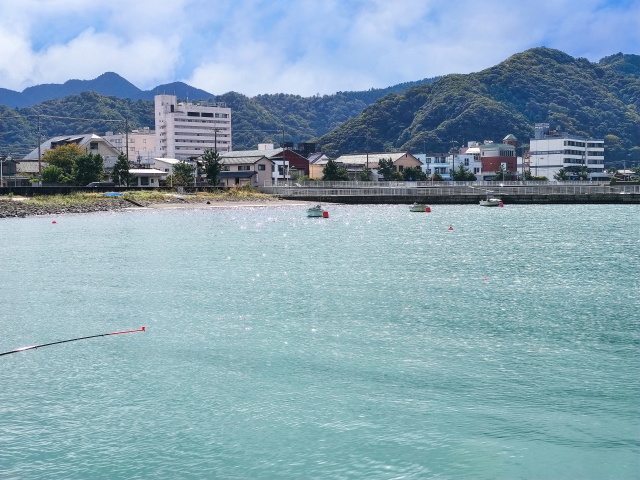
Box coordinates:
[22,134,121,172]
[529,123,606,180]
[128,168,167,187]
[414,154,452,180]
[155,94,232,160]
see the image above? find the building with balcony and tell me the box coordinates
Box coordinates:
[104,128,156,163]
[414,154,452,180]
[155,94,232,160]
[529,123,606,180]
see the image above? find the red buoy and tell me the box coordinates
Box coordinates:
[425,206,431,212]
[448,226,453,230]
[322,211,329,218]
[52,221,57,224]
[499,202,504,207]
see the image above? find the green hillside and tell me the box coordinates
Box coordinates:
[317,48,640,166]
[0,78,437,156]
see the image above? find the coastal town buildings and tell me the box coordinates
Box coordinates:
[155,94,232,160]
[22,134,121,172]
[414,154,452,180]
[218,150,274,186]
[317,152,421,180]
[104,128,156,163]
[224,145,310,183]
[529,123,606,180]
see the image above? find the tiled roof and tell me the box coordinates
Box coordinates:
[221,148,283,159]
[326,152,411,165]
[220,155,270,165]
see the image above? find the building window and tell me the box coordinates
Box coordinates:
[238,165,250,171]
[398,165,404,171]
[140,177,149,186]
[90,142,98,150]
[258,164,266,170]
[201,112,213,117]
[187,112,200,117]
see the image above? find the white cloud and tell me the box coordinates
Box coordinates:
[0,0,638,95]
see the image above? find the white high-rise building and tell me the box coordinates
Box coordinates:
[155,94,232,160]
[530,123,606,180]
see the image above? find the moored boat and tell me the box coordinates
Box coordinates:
[410,204,429,212]
[479,198,502,207]
[307,205,326,217]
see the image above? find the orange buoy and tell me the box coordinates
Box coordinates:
[52,221,57,224]
[499,202,504,207]
[322,211,329,218]
[425,206,431,212]
[448,226,453,230]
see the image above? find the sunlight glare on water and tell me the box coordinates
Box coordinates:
[0,204,639,479]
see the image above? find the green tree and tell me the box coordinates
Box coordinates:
[174,160,196,186]
[523,170,534,180]
[357,168,372,181]
[73,153,104,185]
[42,143,84,177]
[402,166,427,181]
[41,165,67,184]
[452,163,477,181]
[112,153,133,186]
[431,173,444,181]
[377,158,398,180]
[553,168,569,181]
[492,164,508,181]
[322,159,349,181]
[202,148,223,186]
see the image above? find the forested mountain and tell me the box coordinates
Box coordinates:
[317,48,640,165]
[0,72,214,108]
[0,78,438,155]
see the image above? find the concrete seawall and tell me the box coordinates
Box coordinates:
[281,194,640,204]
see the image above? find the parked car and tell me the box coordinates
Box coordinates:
[86,182,116,187]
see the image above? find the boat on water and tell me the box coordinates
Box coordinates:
[307,205,326,217]
[410,204,429,212]
[479,198,502,207]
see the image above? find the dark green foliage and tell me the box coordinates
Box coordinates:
[202,148,223,186]
[452,163,476,181]
[321,159,349,181]
[173,161,195,186]
[112,153,133,186]
[402,166,427,181]
[377,158,399,180]
[492,164,508,181]
[317,48,640,169]
[73,153,104,185]
[357,168,372,181]
[431,173,444,181]
[553,168,569,181]
[41,165,67,184]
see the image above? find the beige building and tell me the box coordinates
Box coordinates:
[219,155,274,187]
[313,152,422,179]
[104,128,156,162]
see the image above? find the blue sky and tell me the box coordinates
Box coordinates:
[0,0,638,96]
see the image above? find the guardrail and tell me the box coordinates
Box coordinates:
[260,185,640,196]
[262,180,612,188]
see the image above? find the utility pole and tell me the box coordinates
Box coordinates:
[37,115,42,184]
[125,117,129,161]
[282,128,286,185]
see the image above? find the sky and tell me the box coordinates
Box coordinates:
[0,0,638,97]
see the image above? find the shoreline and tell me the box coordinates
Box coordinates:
[0,193,311,219]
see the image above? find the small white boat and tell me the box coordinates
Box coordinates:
[307,205,326,217]
[410,204,429,212]
[479,198,502,207]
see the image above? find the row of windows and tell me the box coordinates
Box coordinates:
[564,149,584,155]
[587,142,603,148]
[587,160,604,164]
[187,111,229,118]
[563,158,584,164]
[174,119,230,124]
[175,132,230,138]
[173,125,231,131]
[587,151,604,156]
[564,140,586,147]
[174,139,230,144]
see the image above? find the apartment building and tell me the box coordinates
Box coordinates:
[529,123,605,180]
[104,128,156,163]
[155,94,232,160]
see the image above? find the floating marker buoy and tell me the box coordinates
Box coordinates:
[52,221,56,224]
[448,226,453,230]
[426,206,431,212]
[484,277,488,281]
[499,202,504,207]
[322,211,329,218]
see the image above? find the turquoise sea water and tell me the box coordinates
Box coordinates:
[0,204,639,479]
